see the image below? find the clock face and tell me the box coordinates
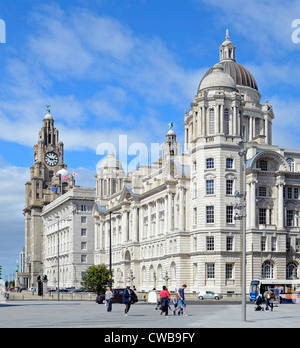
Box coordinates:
[45,152,59,167]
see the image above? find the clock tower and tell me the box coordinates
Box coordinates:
[23,109,75,287]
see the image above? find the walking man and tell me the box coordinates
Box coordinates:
[177,284,187,316]
[123,285,132,316]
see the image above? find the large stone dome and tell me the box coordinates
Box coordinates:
[99,152,123,171]
[199,60,258,92]
[199,63,237,91]
[198,30,258,92]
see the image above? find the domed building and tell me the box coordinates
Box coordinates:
[93,32,300,296]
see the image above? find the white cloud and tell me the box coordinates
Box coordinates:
[0,6,205,152]
[199,0,300,51]
[0,164,30,222]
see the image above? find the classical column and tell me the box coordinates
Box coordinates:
[168,193,173,232]
[99,220,104,250]
[156,201,160,236]
[122,209,128,243]
[249,116,253,141]
[164,196,168,234]
[216,104,220,134]
[277,182,284,230]
[250,180,257,228]
[132,206,138,243]
[220,104,224,134]
[203,107,207,136]
[264,117,269,144]
[233,106,237,135]
[177,185,185,231]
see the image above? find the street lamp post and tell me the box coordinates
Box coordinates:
[162,271,170,288]
[236,139,247,322]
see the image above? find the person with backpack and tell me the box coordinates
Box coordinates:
[123,285,132,316]
[263,290,271,311]
[269,290,276,311]
[159,286,171,317]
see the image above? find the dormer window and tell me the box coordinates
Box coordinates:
[287,158,295,172]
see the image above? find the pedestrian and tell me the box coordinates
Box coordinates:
[105,287,114,312]
[178,284,187,316]
[269,290,275,311]
[263,290,270,311]
[159,286,171,317]
[172,294,179,315]
[123,285,132,316]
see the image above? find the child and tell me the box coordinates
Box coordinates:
[173,294,179,315]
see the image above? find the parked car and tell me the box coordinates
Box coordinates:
[96,288,138,305]
[70,289,84,293]
[197,291,223,301]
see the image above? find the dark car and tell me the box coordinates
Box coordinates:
[96,288,138,305]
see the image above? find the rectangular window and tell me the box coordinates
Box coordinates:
[206,236,214,251]
[81,216,87,224]
[258,187,267,197]
[193,237,197,252]
[81,242,87,250]
[206,264,215,279]
[294,188,299,200]
[261,236,266,252]
[81,228,87,237]
[206,158,214,169]
[272,237,277,252]
[81,255,87,263]
[206,180,214,195]
[226,236,234,251]
[226,264,233,279]
[288,187,293,199]
[287,210,294,227]
[193,182,197,198]
[259,208,266,225]
[206,206,214,224]
[193,208,197,226]
[226,158,233,169]
[257,160,268,171]
[226,206,233,224]
[226,180,233,195]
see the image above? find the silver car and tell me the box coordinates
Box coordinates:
[197,291,223,301]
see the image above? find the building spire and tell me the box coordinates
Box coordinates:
[226,29,230,40]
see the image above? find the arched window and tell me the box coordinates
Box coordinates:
[262,261,274,279]
[209,109,215,135]
[287,262,298,279]
[287,158,295,172]
[142,266,146,284]
[224,109,230,135]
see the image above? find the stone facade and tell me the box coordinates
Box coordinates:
[94,33,300,295]
[42,187,95,289]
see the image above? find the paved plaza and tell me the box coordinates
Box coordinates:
[0,301,300,329]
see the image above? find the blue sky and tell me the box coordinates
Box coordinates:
[0,0,300,279]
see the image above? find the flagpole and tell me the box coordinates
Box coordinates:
[60,174,63,196]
